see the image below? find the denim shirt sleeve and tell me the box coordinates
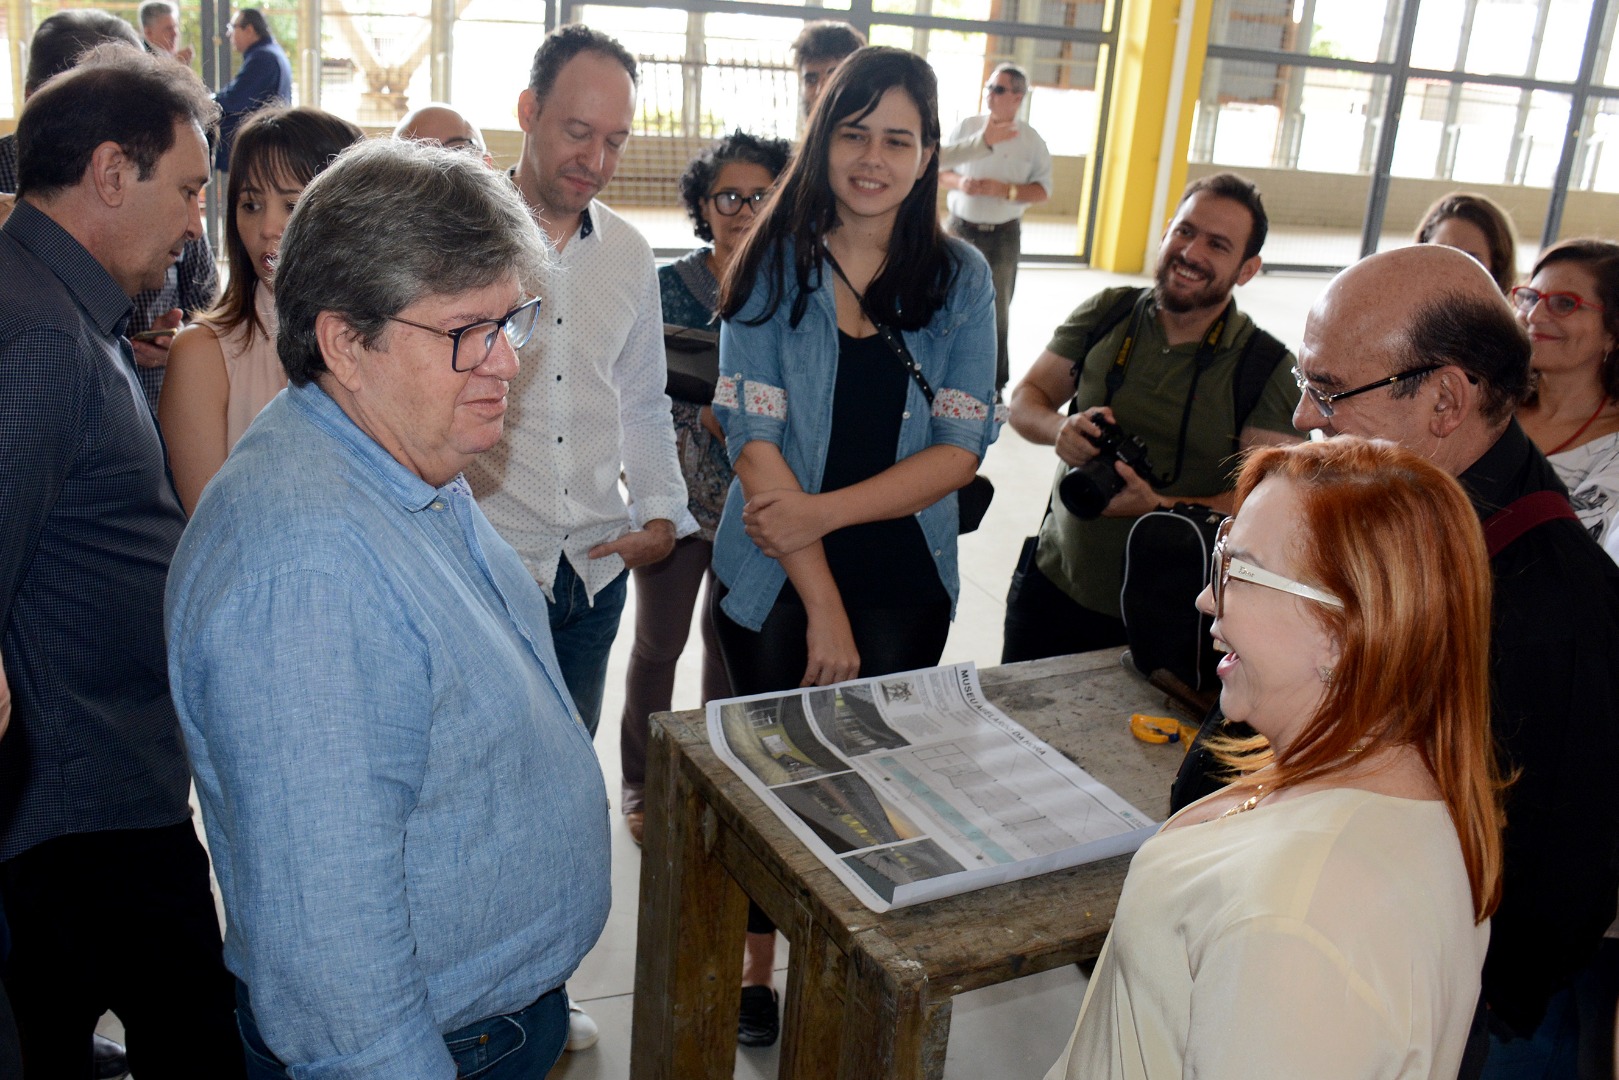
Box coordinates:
[923,242,1000,459]
[714,269,789,465]
[174,564,457,1080]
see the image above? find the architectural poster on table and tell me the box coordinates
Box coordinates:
[707,663,1157,912]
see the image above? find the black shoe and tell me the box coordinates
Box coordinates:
[737,985,779,1047]
[93,1033,130,1080]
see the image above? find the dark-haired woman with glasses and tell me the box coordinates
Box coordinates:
[618,131,792,850]
[1047,436,1503,1080]
[1513,239,1619,562]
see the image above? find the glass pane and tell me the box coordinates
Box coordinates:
[1190,62,1386,268]
[450,0,549,132]
[319,0,432,125]
[1210,0,1409,66]
[709,0,854,8]
[1192,61,1383,175]
[1568,94,1619,194]
[1391,79,1570,188]
[1412,0,1597,82]
[873,0,1105,34]
[1,7,18,119]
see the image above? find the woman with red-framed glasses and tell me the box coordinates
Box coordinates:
[1512,238,1619,564]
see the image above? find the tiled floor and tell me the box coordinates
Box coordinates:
[103,257,1332,1079]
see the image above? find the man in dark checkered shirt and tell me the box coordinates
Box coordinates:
[0,9,218,413]
[0,46,244,1077]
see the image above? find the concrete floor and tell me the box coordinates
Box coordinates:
[103,256,1333,1079]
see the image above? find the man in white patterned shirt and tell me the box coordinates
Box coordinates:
[468,24,692,743]
[468,25,694,1054]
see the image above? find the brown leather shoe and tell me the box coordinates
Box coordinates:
[625,811,644,846]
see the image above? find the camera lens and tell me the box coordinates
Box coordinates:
[1058,459,1124,519]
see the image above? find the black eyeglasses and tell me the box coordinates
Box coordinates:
[984,84,1019,96]
[385,296,542,372]
[1291,363,1444,419]
[707,190,769,217]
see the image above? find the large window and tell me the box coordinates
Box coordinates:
[1193,0,1619,271]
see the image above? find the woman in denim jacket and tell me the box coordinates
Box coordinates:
[708,45,1000,1039]
[711,44,999,688]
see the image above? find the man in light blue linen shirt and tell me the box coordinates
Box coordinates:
[166,138,611,1080]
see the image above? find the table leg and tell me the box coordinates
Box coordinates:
[778,907,850,1079]
[630,718,749,1080]
[837,931,950,1080]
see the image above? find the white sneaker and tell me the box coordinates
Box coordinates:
[565,1004,600,1052]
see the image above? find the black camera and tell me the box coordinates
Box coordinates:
[1057,416,1156,519]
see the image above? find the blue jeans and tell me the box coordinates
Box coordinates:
[235,980,569,1079]
[546,555,628,738]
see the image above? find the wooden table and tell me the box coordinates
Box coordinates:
[629,650,1196,1080]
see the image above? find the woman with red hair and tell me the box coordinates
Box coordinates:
[1047,436,1504,1080]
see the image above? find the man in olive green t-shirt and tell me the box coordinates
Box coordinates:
[1003,172,1301,663]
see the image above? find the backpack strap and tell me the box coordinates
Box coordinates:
[1066,287,1147,415]
[1231,328,1288,432]
[1482,489,1580,557]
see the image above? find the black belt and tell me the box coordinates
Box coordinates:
[948,215,1020,234]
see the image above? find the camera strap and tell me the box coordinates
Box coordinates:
[1096,294,1233,489]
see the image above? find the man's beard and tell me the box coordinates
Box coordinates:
[1154,253,1238,315]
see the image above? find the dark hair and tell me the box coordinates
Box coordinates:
[209,107,364,338]
[275,139,550,386]
[138,1,176,29]
[1415,193,1518,295]
[234,8,271,43]
[988,62,1028,95]
[791,20,866,65]
[1385,291,1531,423]
[678,130,792,243]
[720,47,954,332]
[527,23,637,105]
[1178,171,1268,262]
[24,10,141,95]
[1528,238,1619,402]
[17,42,218,200]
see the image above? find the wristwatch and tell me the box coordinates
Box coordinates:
[1008,184,1020,202]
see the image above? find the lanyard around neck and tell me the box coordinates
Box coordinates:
[1100,292,1235,489]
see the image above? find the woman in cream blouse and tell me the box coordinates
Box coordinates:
[1048,437,1504,1080]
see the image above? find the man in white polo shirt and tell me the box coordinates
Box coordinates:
[940,62,1053,394]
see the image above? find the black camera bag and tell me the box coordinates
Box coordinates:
[1120,503,1225,691]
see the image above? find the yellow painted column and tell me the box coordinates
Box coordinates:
[1085,0,1214,271]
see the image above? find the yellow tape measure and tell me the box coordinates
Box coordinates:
[1129,713,1201,746]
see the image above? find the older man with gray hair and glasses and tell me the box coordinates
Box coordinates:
[166,138,611,1079]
